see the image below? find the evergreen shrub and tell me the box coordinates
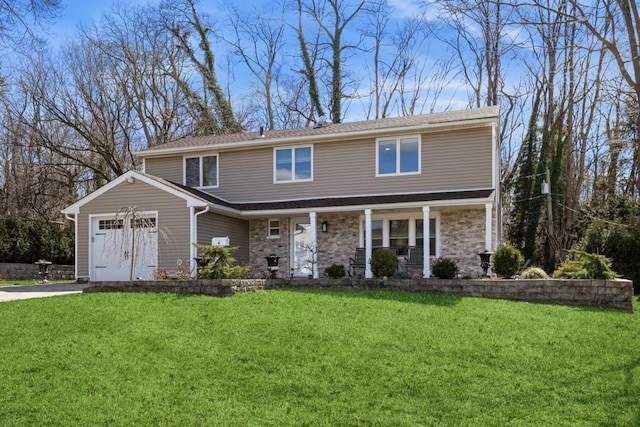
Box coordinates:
[492,244,524,278]
[324,264,346,279]
[371,249,397,278]
[195,244,249,279]
[0,217,73,264]
[431,257,458,279]
[553,249,616,280]
[519,267,550,279]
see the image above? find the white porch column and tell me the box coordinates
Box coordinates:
[309,211,319,278]
[423,206,430,278]
[364,209,373,278]
[485,202,493,251]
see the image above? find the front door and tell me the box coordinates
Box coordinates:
[291,219,313,277]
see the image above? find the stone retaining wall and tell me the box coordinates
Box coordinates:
[84,277,634,311]
[0,263,75,281]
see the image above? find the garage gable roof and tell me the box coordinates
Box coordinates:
[61,170,209,215]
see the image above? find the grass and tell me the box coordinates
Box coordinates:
[0,289,638,426]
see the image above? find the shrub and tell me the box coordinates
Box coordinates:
[0,217,74,264]
[371,249,397,278]
[553,249,616,280]
[432,257,458,279]
[492,244,524,278]
[324,264,346,279]
[519,267,550,279]
[195,244,249,279]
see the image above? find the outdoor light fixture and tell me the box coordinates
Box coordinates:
[127,176,135,184]
[321,221,328,233]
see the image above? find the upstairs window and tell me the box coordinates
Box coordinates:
[185,155,218,188]
[274,146,312,183]
[376,136,420,176]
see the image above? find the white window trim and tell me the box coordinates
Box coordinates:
[267,219,281,239]
[273,145,314,184]
[375,135,421,177]
[183,154,219,189]
[358,212,440,257]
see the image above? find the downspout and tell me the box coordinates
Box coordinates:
[64,213,78,281]
[191,205,211,277]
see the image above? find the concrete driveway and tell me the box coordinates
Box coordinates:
[0,283,89,302]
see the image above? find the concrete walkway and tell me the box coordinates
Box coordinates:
[0,283,89,302]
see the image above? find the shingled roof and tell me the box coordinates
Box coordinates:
[170,180,494,213]
[137,106,499,156]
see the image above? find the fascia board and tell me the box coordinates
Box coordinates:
[237,196,495,218]
[62,170,208,214]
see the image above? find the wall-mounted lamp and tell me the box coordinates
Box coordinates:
[321,221,328,233]
[127,176,135,184]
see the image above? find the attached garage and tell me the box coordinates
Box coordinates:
[62,170,252,282]
[63,171,215,281]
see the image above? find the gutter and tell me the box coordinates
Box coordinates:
[64,212,78,281]
[190,205,211,277]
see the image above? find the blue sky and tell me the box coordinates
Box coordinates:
[44,0,470,122]
[53,0,152,40]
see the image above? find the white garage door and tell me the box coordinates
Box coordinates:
[91,214,158,281]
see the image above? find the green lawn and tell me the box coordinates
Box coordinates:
[0,289,638,426]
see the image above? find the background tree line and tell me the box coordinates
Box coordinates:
[0,0,638,281]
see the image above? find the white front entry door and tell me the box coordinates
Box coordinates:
[91,215,158,281]
[291,219,313,277]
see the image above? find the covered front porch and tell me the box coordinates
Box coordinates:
[246,199,496,279]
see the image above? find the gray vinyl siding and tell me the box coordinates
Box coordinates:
[77,181,191,277]
[197,212,250,264]
[145,156,183,183]
[142,126,493,203]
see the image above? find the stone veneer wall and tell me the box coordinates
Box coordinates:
[316,214,360,275]
[84,277,634,311]
[440,208,496,277]
[249,218,291,277]
[248,214,360,278]
[0,263,75,280]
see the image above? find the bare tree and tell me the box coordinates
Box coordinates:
[298,0,365,124]
[98,5,194,147]
[567,0,640,195]
[0,0,60,51]
[435,0,514,107]
[360,0,438,118]
[160,0,242,134]
[223,2,286,130]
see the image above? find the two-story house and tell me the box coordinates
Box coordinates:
[62,106,500,281]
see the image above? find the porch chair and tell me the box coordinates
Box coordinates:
[348,248,367,277]
[404,247,424,272]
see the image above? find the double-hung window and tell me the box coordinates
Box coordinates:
[185,155,218,188]
[267,219,280,238]
[274,146,312,183]
[376,136,420,176]
[362,216,439,256]
[416,218,437,255]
